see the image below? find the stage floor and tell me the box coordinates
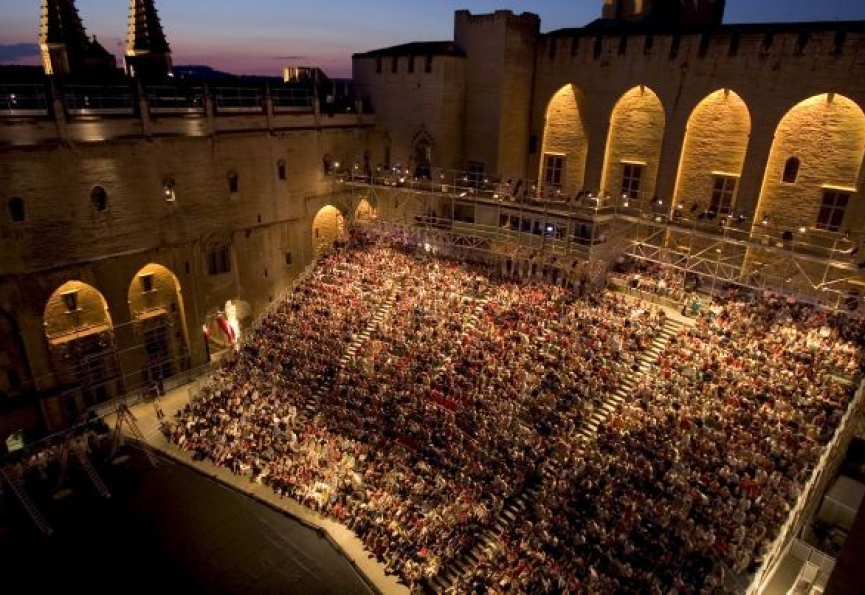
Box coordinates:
[0,447,375,594]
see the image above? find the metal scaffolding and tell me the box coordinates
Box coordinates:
[335,168,865,311]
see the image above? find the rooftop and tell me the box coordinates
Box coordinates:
[352,41,466,60]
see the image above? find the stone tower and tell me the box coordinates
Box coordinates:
[454,10,540,178]
[125,0,172,80]
[39,0,90,76]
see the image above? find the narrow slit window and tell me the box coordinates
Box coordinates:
[8,196,25,222]
[781,157,800,184]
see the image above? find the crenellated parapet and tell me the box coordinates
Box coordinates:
[541,20,862,69]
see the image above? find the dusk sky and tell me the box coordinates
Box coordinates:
[1,0,863,78]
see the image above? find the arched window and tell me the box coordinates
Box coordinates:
[207,245,231,275]
[90,186,108,211]
[781,157,800,184]
[413,140,432,179]
[8,196,25,223]
[227,171,239,194]
[277,159,287,181]
[163,177,176,201]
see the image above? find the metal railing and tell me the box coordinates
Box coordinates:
[272,87,313,111]
[212,87,264,112]
[63,85,136,115]
[0,81,363,120]
[336,165,865,257]
[747,378,865,594]
[0,84,49,116]
[145,85,205,113]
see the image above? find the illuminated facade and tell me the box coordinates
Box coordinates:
[2,1,865,454]
[1,1,864,592]
[352,7,865,304]
[0,0,374,436]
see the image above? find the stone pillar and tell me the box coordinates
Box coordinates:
[50,79,69,142]
[265,84,275,132]
[582,101,613,194]
[136,81,153,138]
[654,109,688,204]
[203,84,216,136]
[736,116,778,218]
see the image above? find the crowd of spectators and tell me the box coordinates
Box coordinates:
[168,232,863,593]
[449,294,863,594]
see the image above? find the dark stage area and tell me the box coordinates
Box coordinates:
[0,450,373,594]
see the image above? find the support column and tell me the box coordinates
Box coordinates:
[654,112,688,205]
[136,81,153,138]
[583,117,610,195]
[736,116,779,218]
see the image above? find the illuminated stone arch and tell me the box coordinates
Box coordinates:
[44,281,113,342]
[43,280,119,407]
[312,205,346,256]
[673,89,751,215]
[539,84,589,192]
[355,198,377,223]
[128,264,190,383]
[601,85,666,202]
[755,93,865,231]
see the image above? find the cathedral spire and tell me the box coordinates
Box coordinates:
[39,0,90,75]
[127,0,170,54]
[125,0,172,80]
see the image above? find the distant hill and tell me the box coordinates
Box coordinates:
[173,65,282,84]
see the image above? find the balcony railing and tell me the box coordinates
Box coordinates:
[0,81,361,121]
[213,87,264,113]
[146,85,205,114]
[336,165,865,267]
[0,84,49,116]
[63,85,135,116]
[272,87,313,112]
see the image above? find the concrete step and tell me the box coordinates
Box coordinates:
[453,558,470,574]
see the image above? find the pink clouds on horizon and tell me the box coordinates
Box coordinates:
[0,47,353,79]
[173,52,353,78]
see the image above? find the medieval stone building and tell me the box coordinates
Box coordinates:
[1,0,864,463]
[1,2,865,592]
[1,0,373,435]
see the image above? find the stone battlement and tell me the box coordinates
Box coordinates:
[543,21,864,64]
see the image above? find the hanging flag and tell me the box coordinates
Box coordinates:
[215,315,235,344]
